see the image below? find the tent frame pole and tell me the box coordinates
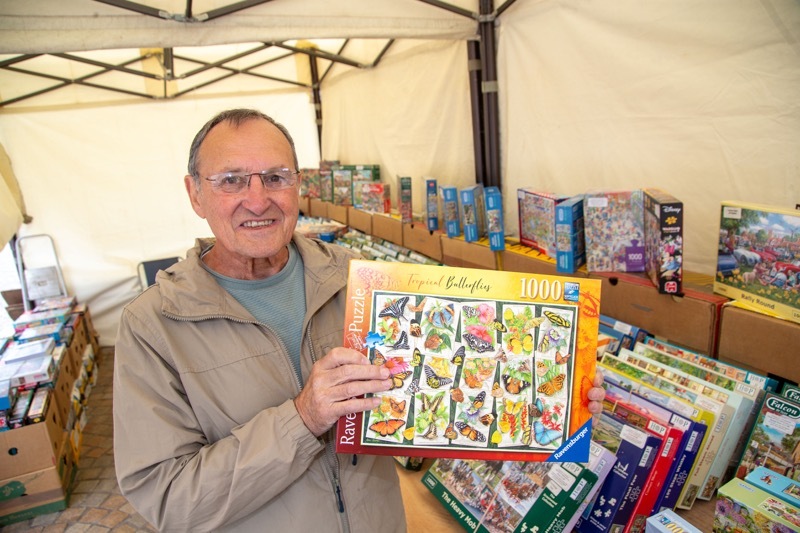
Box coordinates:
[478,0,501,190]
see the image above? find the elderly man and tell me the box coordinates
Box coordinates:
[114,108,606,532]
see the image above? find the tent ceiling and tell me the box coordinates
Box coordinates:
[0,0,486,108]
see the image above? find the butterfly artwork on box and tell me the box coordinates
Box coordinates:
[462,305,480,319]
[537,373,566,396]
[455,421,486,442]
[543,310,571,329]
[463,333,493,353]
[461,358,496,390]
[379,296,409,322]
[450,345,465,366]
[444,422,458,440]
[498,398,525,437]
[491,381,504,398]
[466,390,486,413]
[388,331,409,351]
[533,421,562,446]
[488,320,507,332]
[554,351,572,365]
[530,397,544,419]
[388,397,407,418]
[424,364,453,389]
[409,319,422,337]
[502,374,531,395]
[410,348,422,367]
[369,419,405,438]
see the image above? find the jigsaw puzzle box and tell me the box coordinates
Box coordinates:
[584,190,645,273]
[422,458,600,533]
[714,201,800,325]
[517,189,570,257]
[643,188,683,295]
[336,260,601,462]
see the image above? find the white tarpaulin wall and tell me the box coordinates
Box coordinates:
[1,0,799,342]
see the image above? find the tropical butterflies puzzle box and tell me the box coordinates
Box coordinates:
[336,260,601,462]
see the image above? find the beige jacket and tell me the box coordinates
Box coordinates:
[113,235,405,532]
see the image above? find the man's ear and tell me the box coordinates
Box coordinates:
[185,175,206,219]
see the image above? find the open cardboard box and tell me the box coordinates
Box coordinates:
[592,271,727,356]
[440,236,497,270]
[0,433,76,526]
[371,213,403,246]
[347,207,372,235]
[717,304,800,383]
[401,222,443,261]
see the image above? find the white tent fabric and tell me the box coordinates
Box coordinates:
[0,0,477,53]
[0,92,321,339]
[321,40,476,210]
[0,0,798,343]
[497,0,800,277]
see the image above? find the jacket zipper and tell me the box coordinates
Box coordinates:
[306,322,352,533]
[167,311,351,531]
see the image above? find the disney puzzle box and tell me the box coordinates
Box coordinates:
[336,260,602,462]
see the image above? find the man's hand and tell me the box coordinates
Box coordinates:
[587,369,605,415]
[294,348,392,437]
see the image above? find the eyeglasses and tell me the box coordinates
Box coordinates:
[204,168,299,194]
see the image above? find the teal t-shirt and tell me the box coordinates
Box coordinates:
[203,243,307,385]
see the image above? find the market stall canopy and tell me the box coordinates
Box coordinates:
[0,0,481,107]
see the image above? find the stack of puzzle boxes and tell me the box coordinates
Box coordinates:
[0,297,99,526]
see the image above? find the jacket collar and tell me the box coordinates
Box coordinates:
[158,233,351,322]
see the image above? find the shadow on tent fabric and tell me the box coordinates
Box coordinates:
[137,257,181,290]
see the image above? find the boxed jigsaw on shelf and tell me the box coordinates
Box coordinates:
[517,189,570,257]
[336,260,601,462]
[643,188,683,294]
[461,185,486,243]
[422,456,601,533]
[714,201,800,325]
[584,190,645,272]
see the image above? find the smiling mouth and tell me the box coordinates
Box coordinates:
[242,220,275,228]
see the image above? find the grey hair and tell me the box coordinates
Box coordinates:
[187,109,300,182]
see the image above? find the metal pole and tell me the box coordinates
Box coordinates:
[479,0,501,190]
[467,41,486,187]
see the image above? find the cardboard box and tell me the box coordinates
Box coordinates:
[347,207,372,235]
[717,304,800,382]
[372,213,404,246]
[440,236,497,270]
[593,272,727,356]
[425,178,439,231]
[517,189,569,256]
[484,186,505,252]
[0,399,64,479]
[0,434,76,527]
[584,190,645,272]
[309,198,328,219]
[439,185,460,238]
[401,223,443,262]
[297,194,310,216]
[327,203,348,225]
[643,188,683,295]
[501,240,563,277]
[397,176,413,224]
[645,509,702,533]
[715,478,800,532]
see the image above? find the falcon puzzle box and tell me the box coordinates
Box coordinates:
[336,260,602,462]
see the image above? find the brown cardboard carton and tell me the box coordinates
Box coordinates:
[0,434,76,526]
[298,195,310,216]
[309,199,328,218]
[717,304,800,382]
[0,402,64,479]
[501,241,561,276]
[401,223,443,261]
[347,207,373,235]
[372,213,403,246]
[594,271,727,356]
[327,203,348,225]
[441,237,497,270]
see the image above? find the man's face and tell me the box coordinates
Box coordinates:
[185,118,299,276]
